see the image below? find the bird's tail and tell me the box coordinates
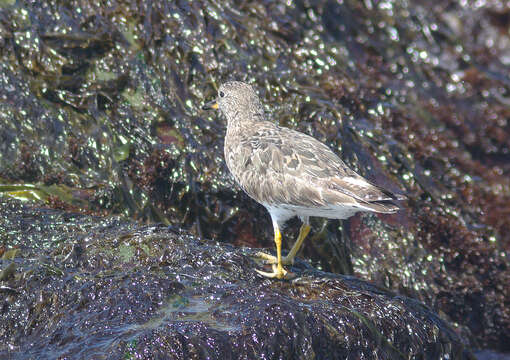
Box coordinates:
[361,199,402,214]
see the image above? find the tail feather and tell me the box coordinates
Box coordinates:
[372,183,407,202]
[345,183,406,214]
[361,200,401,214]
[355,185,406,213]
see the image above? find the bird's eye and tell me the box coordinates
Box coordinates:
[219,91,225,98]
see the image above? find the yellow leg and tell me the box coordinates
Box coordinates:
[283,223,311,264]
[274,227,284,277]
[255,223,311,266]
[255,222,288,279]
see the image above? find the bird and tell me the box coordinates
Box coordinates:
[203,81,405,279]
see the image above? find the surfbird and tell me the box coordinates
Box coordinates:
[203,81,405,279]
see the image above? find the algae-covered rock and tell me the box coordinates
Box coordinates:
[0,198,471,359]
[0,0,509,355]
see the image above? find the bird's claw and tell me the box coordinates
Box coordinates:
[255,263,295,280]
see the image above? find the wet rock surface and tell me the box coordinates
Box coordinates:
[0,197,471,359]
[0,0,509,357]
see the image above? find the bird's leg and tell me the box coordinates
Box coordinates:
[255,222,288,279]
[274,227,284,276]
[255,222,311,266]
[281,223,311,265]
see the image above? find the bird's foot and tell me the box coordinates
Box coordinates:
[255,251,294,265]
[255,263,295,280]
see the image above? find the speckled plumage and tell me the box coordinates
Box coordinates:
[219,81,402,222]
[204,81,404,279]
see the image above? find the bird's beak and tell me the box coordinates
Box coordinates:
[202,99,218,110]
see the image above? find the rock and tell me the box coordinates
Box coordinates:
[0,197,472,359]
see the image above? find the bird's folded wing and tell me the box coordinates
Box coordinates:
[233,124,403,209]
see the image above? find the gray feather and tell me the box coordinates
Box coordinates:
[217,81,405,222]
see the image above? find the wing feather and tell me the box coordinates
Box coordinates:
[225,121,403,212]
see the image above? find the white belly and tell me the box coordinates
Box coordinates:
[263,203,369,226]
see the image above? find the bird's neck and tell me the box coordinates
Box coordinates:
[225,108,265,134]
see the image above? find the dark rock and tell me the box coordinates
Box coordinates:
[0,197,471,359]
